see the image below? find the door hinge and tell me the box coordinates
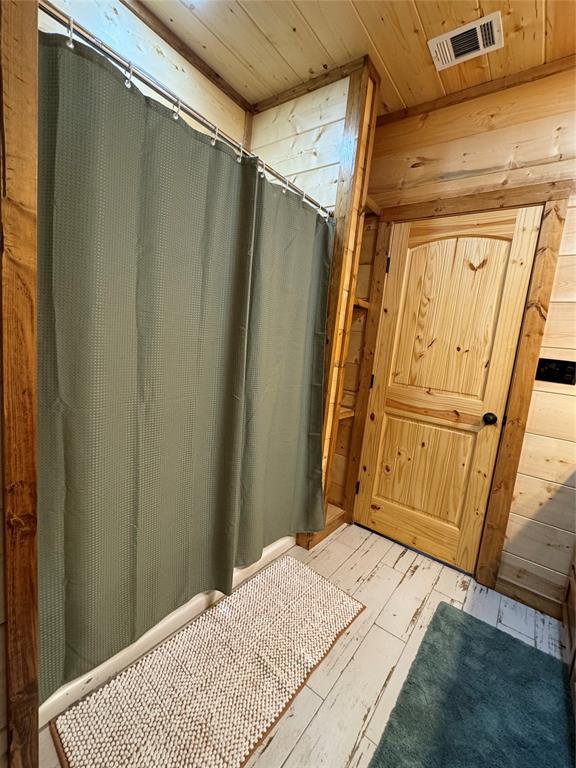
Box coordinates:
[355,480,360,495]
[385,253,391,273]
[370,373,375,389]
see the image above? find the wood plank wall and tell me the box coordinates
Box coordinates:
[40,0,247,142]
[369,67,576,618]
[496,203,576,618]
[370,68,576,211]
[251,78,350,209]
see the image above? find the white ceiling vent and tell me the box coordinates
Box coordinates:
[427,12,504,71]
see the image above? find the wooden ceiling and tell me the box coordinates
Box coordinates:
[138,0,576,113]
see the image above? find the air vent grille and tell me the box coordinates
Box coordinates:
[480,20,495,47]
[427,12,503,71]
[451,28,481,59]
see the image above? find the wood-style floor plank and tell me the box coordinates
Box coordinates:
[308,559,403,699]
[380,541,418,573]
[247,686,323,768]
[365,589,462,744]
[534,613,565,661]
[305,538,358,579]
[374,554,442,641]
[497,595,537,641]
[336,524,372,551]
[462,582,502,626]
[330,533,394,594]
[435,565,471,602]
[347,735,377,768]
[283,626,404,768]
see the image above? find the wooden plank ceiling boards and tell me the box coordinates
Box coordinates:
[137,0,575,114]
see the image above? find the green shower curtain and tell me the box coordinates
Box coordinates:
[38,34,332,702]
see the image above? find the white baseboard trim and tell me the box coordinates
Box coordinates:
[39,535,295,727]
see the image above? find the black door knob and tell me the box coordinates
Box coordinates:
[483,412,498,426]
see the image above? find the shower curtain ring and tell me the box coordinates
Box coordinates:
[237,143,243,164]
[173,98,182,120]
[302,191,307,206]
[66,16,75,49]
[211,126,218,147]
[282,178,288,194]
[259,160,266,178]
[124,63,133,89]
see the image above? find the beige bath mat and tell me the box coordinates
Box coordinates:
[51,555,364,767]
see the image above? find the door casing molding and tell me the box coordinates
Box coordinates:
[350,181,572,584]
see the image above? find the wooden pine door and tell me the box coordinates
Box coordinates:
[354,207,543,572]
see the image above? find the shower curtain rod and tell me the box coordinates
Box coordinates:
[38,0,333,218]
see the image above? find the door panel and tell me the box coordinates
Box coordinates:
[354,206,543,571]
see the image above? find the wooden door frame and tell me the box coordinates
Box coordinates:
[350,180,572,583]
[1,2,39,767]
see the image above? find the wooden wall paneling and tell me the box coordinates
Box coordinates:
[251,78,349,210]
[370,69,576,210]
[526,390,576,441]
[504,513,575,575]
[499,551,570,605]
[375,159,576,211]
[542,302,576,348]
[559,203,576,253]
[376,55,576,127]
[373,68,576,153]
[377,112,575,195]
[119,0,254,113]
[511,473,576,531]
[343,220,392,513]
[550,255,576,302]
[252,121,346,178]
[518,432,576,487]
[251,77,349,147]
[496,574,564,620]
[0,2,39,766]
[41,1,247,143]
[476,199,568,588]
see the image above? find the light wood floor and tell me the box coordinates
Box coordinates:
[39,523,566,768]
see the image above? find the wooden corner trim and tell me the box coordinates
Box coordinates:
[376,54,576,127]
[378,181,575,222]
[253,58,367,114]
[475,197,570,588]
[1,1,39,766]
[119,0,255,114]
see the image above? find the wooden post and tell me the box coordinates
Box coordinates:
[0,2,39,766]
[475,198,569,588]
[297,59,379,549]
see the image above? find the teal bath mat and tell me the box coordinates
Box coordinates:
[370,602,574,768]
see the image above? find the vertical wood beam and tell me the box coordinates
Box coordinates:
[297,59,379,549]
[343,220,392,512]
[0,2,39,766]
[475,198,569,588]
